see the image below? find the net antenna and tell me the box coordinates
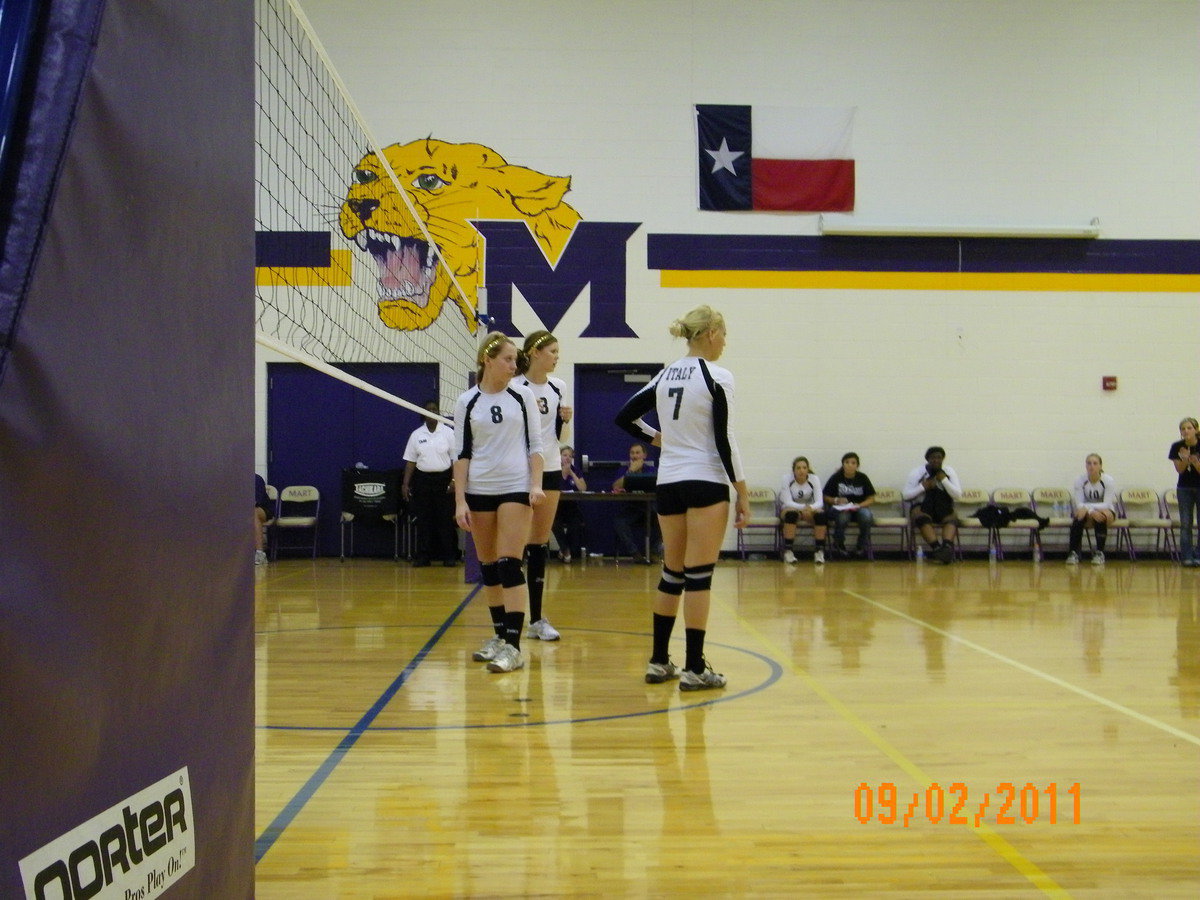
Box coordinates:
[255,0,481,416]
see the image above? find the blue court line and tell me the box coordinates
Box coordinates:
[254,583,481,863]
[257,631,783,732]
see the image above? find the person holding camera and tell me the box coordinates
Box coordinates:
[1170,417,1200,566]
[902,446,962,564]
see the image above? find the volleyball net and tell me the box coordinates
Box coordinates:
[254,0,479,418]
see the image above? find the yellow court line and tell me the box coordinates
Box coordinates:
[842,588,1200,749]
[660,269,1200,292]
[719,592,1071,898]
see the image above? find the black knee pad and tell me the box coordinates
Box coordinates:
[912,512,932,528]
[658,566,686,596]
[497,555,525,588]
[683,563,715,593]
[812,511,827,525]
[480,561,501,587]
[782,510,800,525]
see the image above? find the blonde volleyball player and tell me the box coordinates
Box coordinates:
[454,333,544,673]
[615,305,749,691]
[515,330,572,641]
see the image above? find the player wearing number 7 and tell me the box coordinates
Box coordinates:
[615,305,750,691]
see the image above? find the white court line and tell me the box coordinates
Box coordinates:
[844,588,1200,749]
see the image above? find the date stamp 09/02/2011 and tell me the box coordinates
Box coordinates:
[853,782,1082,827]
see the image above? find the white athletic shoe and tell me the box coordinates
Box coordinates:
[1091,551,1105,565]
[813,549,825,564]
[487,643,525,673]
[1065,551,1079,565]
[679,662,727,692]
[527,618,560,641]
[645,659,681,684]
[254,550,268,566]
[783,550,797,564]
[472,635,505,662]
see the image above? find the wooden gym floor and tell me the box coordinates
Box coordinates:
[253,554,1200,897]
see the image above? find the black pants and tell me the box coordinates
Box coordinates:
[552,502,586,557]
[411,469,457,562]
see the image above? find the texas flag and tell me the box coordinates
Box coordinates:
[696,104,855,212]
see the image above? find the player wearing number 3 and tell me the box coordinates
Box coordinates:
[453,332,545,673]
[616,305,749,691]
[515,329,571,641]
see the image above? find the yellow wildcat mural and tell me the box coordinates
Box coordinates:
[340,138,581,333]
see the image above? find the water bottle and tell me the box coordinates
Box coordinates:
[915,546,925,561]
[988,544,997,562]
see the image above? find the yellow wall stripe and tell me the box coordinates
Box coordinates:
[256,248,354,287]
[660,269,1200,292]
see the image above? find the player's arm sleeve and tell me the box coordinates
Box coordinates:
[901,468,923,501]
[943,466,963,500]
[778,480,800,511]
[453,397,470,459]
[614,374,661,443]
[710,370,745,484]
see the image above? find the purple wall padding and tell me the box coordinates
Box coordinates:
[0,0,254,897]
[0,0,106,382]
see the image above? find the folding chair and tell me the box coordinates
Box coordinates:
[1032,487,1073,558]
[1117,488,1177,561]
[869,487,911,558]
[990,488,1041,561]
[273,485,320,559]
[738,486,782,559]
[340,511,401,561]
[954,488,993,558]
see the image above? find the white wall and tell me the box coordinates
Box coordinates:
[269,0,1200,516]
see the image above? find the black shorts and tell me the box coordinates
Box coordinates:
[466,491,530,512]
[541,471,562,492]
[656,480,729,516]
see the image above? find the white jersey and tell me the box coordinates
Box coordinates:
[1073,473,1117,512]
[902,463,963,503]
[516,374,567,470]
[615,355,745,487]
[779,473,824,511]
[453,382,542,495]
[402,421,455,472]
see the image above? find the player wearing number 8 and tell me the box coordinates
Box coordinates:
[454,332,545,673]
[615,305,750,691]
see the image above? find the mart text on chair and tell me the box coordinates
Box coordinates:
[272,485,320,559]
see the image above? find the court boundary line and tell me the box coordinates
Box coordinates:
[253,584,480,863]
[843,587,1200,748]
[719,591,1070,898]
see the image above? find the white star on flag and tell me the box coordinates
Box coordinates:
[705,137,743,175]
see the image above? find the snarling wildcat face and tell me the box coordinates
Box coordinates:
[340,138,581,333]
